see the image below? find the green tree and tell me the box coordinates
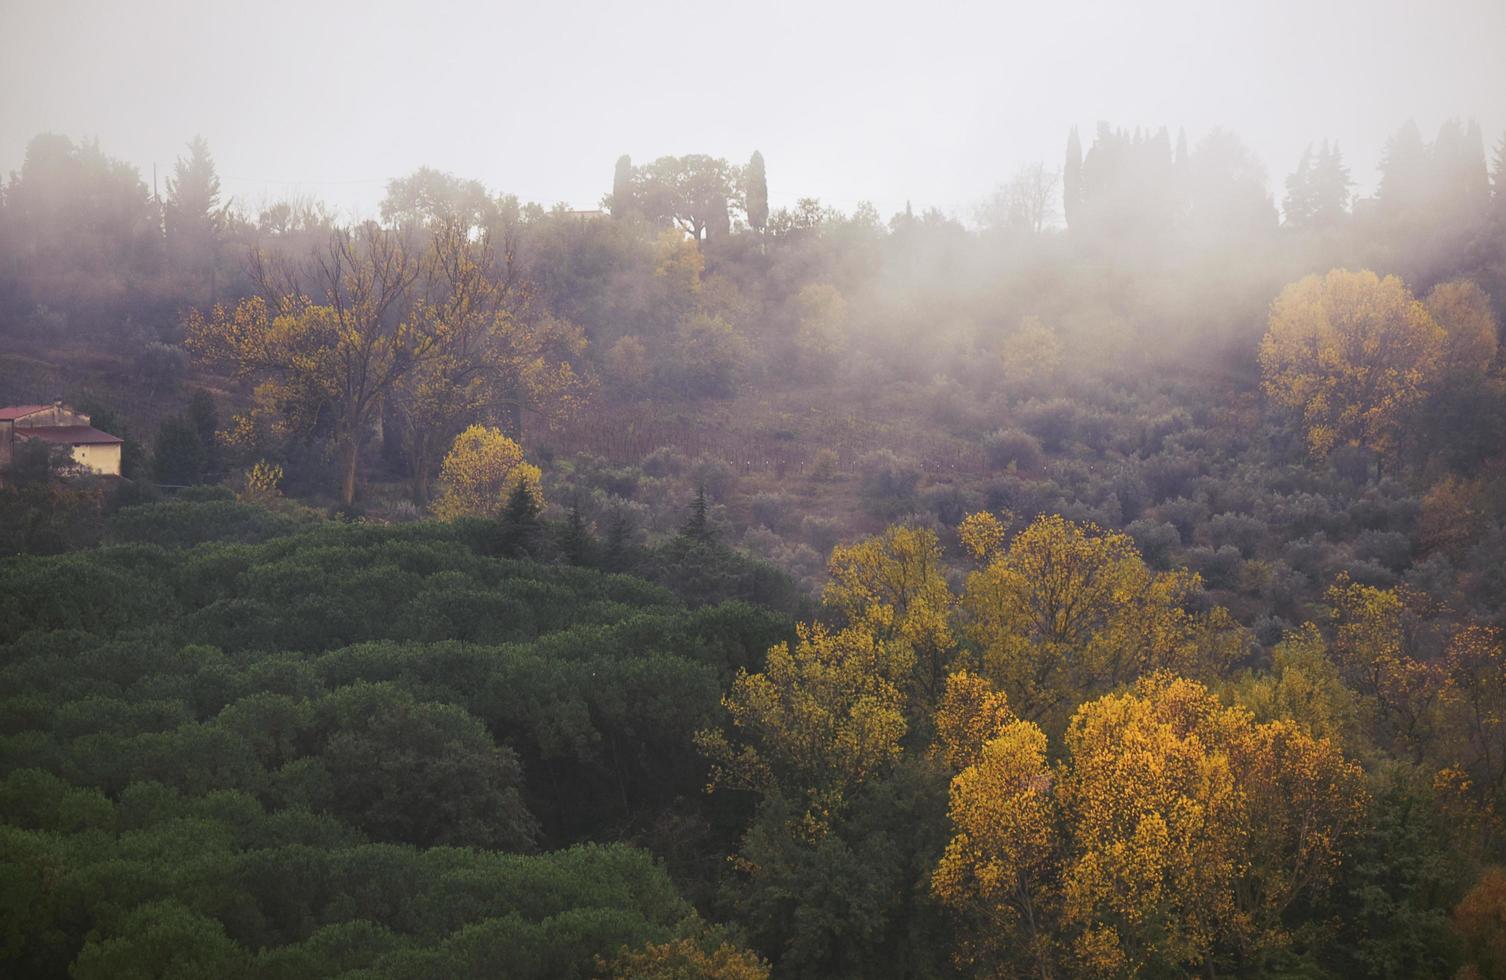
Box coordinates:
[745,151,769,232]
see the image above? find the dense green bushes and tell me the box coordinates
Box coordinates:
[0,499,791,977]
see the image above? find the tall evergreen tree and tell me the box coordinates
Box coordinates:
[680,485,714,543]
[164,135,223,301]
[498,476,543,557]
[1377,119,1428,221]
[1492,131,1506,219]
[1312,140,1353,229]
[1283,144,1317,228]
[610,154,635,218]
[1063,127,1083,229]
[559,499,595,566]
[745,151,769,232]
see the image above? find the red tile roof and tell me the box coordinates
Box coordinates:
[0,405,50,421]
[17,425,123,446]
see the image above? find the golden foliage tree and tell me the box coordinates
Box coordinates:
[431,424,543,520]
[186,225,432,506]
[933,674,1366,977]
[958,513,1239,725]
[932,716,1059,977]
[1326,574,1446,756]
[1426,278,1500,381]
[695,623,910,838]
[824,524,956,709]
[932,670,1015,771]
[1258,268,1444,463]
[606,937,771,980]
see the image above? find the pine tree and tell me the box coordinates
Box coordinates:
[1063,127,1083,229]
[1283,144,1316,228]
[602,508,635,572]
[1312,141,1353,229]
[746,151,769,233]
[559,499,595,566]
[1492,131,1506,219]
[164,135,223,301]
[680,485,714,543]
[610,154,634,218]
[498,474,543,557]
[1377,120,1428,221]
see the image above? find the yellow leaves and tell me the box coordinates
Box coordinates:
[1258,268,1445,459]
[959,514,1226,725]
[823,524,955,704]
[431,425,542,520]
[1000,315,1063,387]
[238,460,283,502]
[934,673,1367,975]
[932,717,1056,908]
[695,623,909,838]
[957,510,1008,561]
[933,670,1014,771]
[1426,278,1499,381]
[606,937,770,980]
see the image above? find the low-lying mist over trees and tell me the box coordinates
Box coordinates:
[5,35,1506,975]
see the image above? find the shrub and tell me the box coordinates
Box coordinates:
[983,428,1043,471]
[856,450,922,519]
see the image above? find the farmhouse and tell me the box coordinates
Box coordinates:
[0,402,124,477]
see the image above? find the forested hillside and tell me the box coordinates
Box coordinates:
[5,111,1506,978]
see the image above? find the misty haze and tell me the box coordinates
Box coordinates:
[3,1,1506,978]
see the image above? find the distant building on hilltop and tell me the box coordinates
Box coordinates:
[0,402,123,476]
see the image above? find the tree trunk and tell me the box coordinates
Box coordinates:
[410,430,431,505]
[338,438,359,507]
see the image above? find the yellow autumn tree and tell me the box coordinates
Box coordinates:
[934,674,1366,977]
[694,623,910,838]
[1058,674,1248,974]
[824,524,956,709]
[932,717,1059,977]
[1258,268,1444,464]
[431,424,543,520]
[606,937,770,980]
[958,509,1009,561]
[932,670,1015,771]
[1000,315,1063,389]
[1425,278,1500,382]
[1326,574,1446,754]
[186,226,434,506]
[958,513,1240,726]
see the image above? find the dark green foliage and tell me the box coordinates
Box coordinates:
[151,412,206,485]
[746,150,769,232]
[0,499,788,977]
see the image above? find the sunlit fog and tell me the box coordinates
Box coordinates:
[3,2,1506,978]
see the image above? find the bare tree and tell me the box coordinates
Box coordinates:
[979,163,1061,235]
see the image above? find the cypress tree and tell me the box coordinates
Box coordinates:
[1063,127,1083,229]
[746,151,769,232]
[611,155,634,218]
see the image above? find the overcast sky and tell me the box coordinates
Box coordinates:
[3,0,1504,224]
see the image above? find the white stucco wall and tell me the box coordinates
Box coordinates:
[71,443,122,476]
